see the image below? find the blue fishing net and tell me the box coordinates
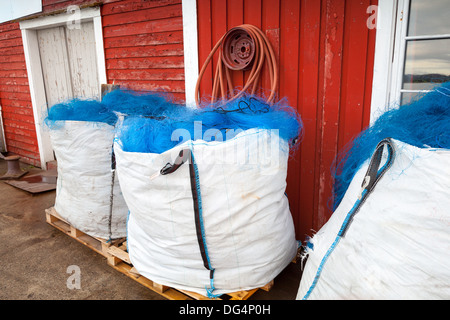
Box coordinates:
[116,94,303,154]
[332,82,450,210]
[44,99,117,128]
[44,89,184,128]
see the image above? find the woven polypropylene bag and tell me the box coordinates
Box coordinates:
[49,121,128,239]
[115,129,298,296]
[297,139,450,300]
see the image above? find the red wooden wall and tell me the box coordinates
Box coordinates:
[0,0,186,166]
[101,0,186,101]
[0,21,39,166]
[196,0,378,240]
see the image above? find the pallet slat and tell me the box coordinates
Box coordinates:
[45,206,274,300]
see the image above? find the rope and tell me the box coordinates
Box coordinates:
[194,24,279,106]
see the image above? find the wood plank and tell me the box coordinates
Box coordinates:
[103,17,183,38]
[107,69,185,81]
[227,0,244,89]
[338,0,370,152]
[105,44,183,59]
[0,77,29,85]
[297,0,322,240]
[37,26,73,106]
[314,0,345,228]
[46,206,275,300]
[107,245,131,264]
[111,80,185,93]
[280,0,301,237]
[102,0,181,15]
[196,0,213,99]
[0,46,25,56]
[0,29,22,41]
[102,4,182,27]
[104,31,184,48]
[0,37,23,49]
[0,61,26,70]
[106,56,184,69]
[0,69,28,78]
[65,21,100,98]
[0,84,30,93]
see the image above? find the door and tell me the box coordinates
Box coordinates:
[21,7,106,169]
[37,21,100,107]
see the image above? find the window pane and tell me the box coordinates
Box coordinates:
[408,0,450,36]
[402,38,450,90]
[401,91,428,106]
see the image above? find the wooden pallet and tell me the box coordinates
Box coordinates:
[45,206,274,300]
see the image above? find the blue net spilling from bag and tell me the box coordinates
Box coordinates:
[115,94,303,154]
[332,82,450,210]
[44,90,303,155]
[44,89,184,128]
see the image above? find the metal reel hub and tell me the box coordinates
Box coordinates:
[221,27,256,71]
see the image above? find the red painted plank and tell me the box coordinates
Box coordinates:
[227,0,244,90]
[1,105,33,117]
[0,70,27,79]
[112,80,185,93]
[261,0,280,97]
[243,0,262,85]
[0,92,31,101]
[2,118,36,132]
[0,29,22,41]
[0,77,29,86]
[0,84,30,94]
[102,4,182,27]
[297,0,321,239]
[338,0,370,153]
[1,111,35,124]
[196,0,213,100]
[0,22,21,33]
[105,44,183,59]
[106,56,184,70]
[0,99,32,108]
[0,46,25,56]
[0,61,27,70]
[0,37,23,49]
[2,125,36,139]
[103,17,183,37]
[107,68,185,81]
[102,0,181,15]
[280,0,301,237]
[314,0,345,229]
[0,54,25,63]
[104,31,184,48]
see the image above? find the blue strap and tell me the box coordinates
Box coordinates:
[302,139,394,299]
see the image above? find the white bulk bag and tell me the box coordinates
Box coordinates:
[115,128,297,297]
[297,138,450,300]
[49,121,128,239]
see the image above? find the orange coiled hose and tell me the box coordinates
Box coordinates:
[194,24,279,106]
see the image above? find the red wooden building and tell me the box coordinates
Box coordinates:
[1,0,447,240]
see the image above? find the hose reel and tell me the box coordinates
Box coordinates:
[221,26,256,71]
[195,24,279,105]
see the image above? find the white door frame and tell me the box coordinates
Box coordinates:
[182,0,199,107]
[20,6,106,169]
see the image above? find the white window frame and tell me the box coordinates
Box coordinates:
[20,6,106,169]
